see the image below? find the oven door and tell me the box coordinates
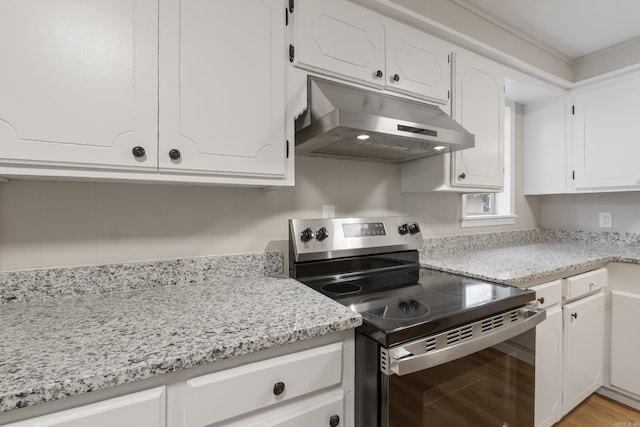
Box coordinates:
[355,306,545,427]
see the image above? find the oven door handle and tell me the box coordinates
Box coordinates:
[382,306,546,376]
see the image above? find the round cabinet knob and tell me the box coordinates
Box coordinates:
[537,297,545,305]
[329,415,340,427]
[316,226,329,242]
[571,312,578,319]
[376,70,383,78]
[398,224,409,235]
[458,172,466,180]
[408,223,421,234]
[392,73,400,82]
[169,149,181,160]
[273,381,285,396]
[300,227,315,242]
[132,146,146,158]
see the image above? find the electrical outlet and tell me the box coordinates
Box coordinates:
[322,205,335,218]
[599,212,612,228]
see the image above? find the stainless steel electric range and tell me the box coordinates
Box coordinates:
[289,216,545,427]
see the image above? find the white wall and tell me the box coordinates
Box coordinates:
[0,106,538,272]
[540,193,640,233]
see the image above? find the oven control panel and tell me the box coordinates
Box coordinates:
[289,216,423,262]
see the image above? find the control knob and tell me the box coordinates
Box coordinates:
[316,226,329,242]
[300,227,315,242]
[398,224,409,235]
[408,223,421,234]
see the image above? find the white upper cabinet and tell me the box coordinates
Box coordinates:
[523,98,569,195]
[451,51,505,190]
[384,22,450,104]
[0,0,158,172]
[159,0,287,180]
[293,0,450,104]
[571,75,640,191]
[294,0,386,87]
[0,0,291,186]
[401,50,505,192]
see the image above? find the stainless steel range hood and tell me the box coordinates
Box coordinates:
[294,77,475,163]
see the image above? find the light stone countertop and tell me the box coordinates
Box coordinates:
[421,229,640,286]
[0,253,361,414]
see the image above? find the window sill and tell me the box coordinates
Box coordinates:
[460,214,518,228]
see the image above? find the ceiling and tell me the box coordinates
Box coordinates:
[455,0,640,62]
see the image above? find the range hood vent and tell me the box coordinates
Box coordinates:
[295,77,475,163]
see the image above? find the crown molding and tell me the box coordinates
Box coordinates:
[449,0,573,64]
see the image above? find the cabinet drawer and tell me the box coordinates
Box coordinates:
[563,268,607,301]
[185,343,343,427]
[531,280,562,308]
[6,387,166,427]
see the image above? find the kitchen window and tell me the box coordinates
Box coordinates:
[461,101,517,227]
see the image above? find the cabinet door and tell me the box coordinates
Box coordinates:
[385,22,450,104]
[0,0,158,171]
[563,292,605,415]
[6,387,165,427]
[535,306,563,427]
[451,52,505,190]
[610,291,640,396]
[159,0,287,179]
[572,77,640,191]
[523,98,569,195]
[294,0,385,87]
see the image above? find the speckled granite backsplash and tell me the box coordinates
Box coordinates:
[421,228,640,256]
[0,252,283,304]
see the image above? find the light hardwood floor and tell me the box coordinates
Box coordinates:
[556,394,640,427]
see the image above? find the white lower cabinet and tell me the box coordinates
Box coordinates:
[562,291,605,415]
[534,305,563,427]
[5,387,166,427]
[185,343,343,426]
[1,333,354,427]
[532,271,608,425]
[610,291,640,397]
[531,280,563,427]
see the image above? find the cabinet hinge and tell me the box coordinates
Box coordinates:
[285,7,289,26]
[572,170,575,180]
[448,90,450,100]
[289,0,294,13]
[286,140,290,158]
[572,105,575,115]
[448,54,450,63]
[289,44,295,63]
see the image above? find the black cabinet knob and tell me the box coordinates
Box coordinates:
[538,297,545,304]
[273,381,285,396]
[393,73,400,82]
[169,149,181,160]
[376,70,383,78]
[458,173,466,179]
[132,146,146,158]
[571,312,578,319]
[329,415,340,427]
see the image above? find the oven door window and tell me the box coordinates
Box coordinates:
[388,335,534,427]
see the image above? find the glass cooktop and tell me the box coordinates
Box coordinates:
[300,268,535,347]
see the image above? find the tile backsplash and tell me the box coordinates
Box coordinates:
[0,154,538,271]
[540,192,640,233]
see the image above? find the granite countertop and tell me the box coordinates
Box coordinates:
[0,253,361,414]
[421,229,640,286]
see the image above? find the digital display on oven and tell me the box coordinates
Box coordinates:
[342,222,386,237]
